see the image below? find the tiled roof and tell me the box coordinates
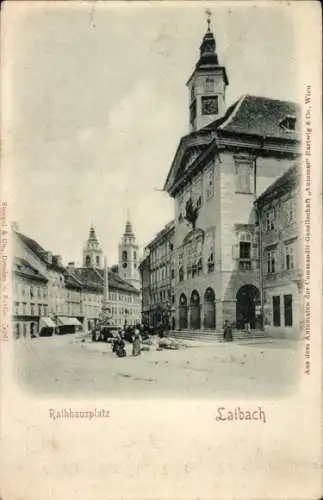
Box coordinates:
[74,268,103,291]
[13,257,48,282]
[96,268,139,294]
[256,165,299,205]
[205,95,301,140]
[147,220,175,248]
[64,271,82,289]
[15,231,66,273]
[74,267,139,294]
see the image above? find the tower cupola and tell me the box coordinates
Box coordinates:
[187,11,229,132]
[83,224,103,269]
[118,218,140,289]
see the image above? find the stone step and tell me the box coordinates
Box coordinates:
[172,330,270,343]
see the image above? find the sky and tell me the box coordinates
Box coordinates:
[4,1,304,267]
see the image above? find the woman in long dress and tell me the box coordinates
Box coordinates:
[132,329,142,356]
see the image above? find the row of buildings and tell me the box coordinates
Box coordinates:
[139,21,302,339]
[12,221,141,338]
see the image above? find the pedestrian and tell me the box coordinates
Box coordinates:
[223,320,232,342]
[132,329,142,356]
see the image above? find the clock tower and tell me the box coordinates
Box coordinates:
[118,219,140,290]
[187,13,229,132]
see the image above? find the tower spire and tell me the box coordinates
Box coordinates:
[206,8,212,32]
[186,15,229,131]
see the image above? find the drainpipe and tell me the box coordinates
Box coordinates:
[254,142,264,330]
[254,200,264,330]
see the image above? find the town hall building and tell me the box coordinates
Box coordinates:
[163,19,301,337]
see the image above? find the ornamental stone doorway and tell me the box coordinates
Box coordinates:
[203,287,216,329]
[190,290,201,330]
[236,284,260,329]
[179,294,188,330]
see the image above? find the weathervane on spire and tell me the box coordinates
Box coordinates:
[206,8,212,31]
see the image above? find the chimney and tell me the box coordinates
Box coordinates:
[67,262,75,272]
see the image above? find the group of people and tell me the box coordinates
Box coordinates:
[112,327,143,358]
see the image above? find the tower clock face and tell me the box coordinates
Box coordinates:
[201,96,218,115]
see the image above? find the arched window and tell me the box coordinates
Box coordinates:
[179,266,184,282]
[134,251,137,261]
[122,250,128,262]
[208,252,214,273]
[197,257,203,275]
[96,255,100,265]
[85,255,91,267]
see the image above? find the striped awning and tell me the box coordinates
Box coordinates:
[57,317,82,327]
[40,317,56,328]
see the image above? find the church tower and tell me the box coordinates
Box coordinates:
[187,12,229,132]
[83,225,103,269]
[118,219,140,289]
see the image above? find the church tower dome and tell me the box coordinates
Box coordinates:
[187,11,229,132]
[83,225,103,269]
[118,218,140,290]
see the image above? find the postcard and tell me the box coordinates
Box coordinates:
[1,1,322,499]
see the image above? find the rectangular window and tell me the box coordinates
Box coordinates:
[266,249,276,273]
[272,296,281,326]
[238,241,251,270]
[235,159,253,194]
[38,304,42,316]
[30,303,35,315]
[14,302,20,315]
[265,208,276,232]
[285,242,295,270]
[239,241,251,259]
[284,198,296,224]
[284,294,293,326]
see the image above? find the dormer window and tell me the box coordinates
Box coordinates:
[280,116,296,131]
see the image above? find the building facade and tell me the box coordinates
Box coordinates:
[139,221,175,329]
[256,166,302,338]
[12,225,141,337]
[74,266,141,330]
[162,22,301,334]
[138,253,150,326]
[12,257,49,338]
